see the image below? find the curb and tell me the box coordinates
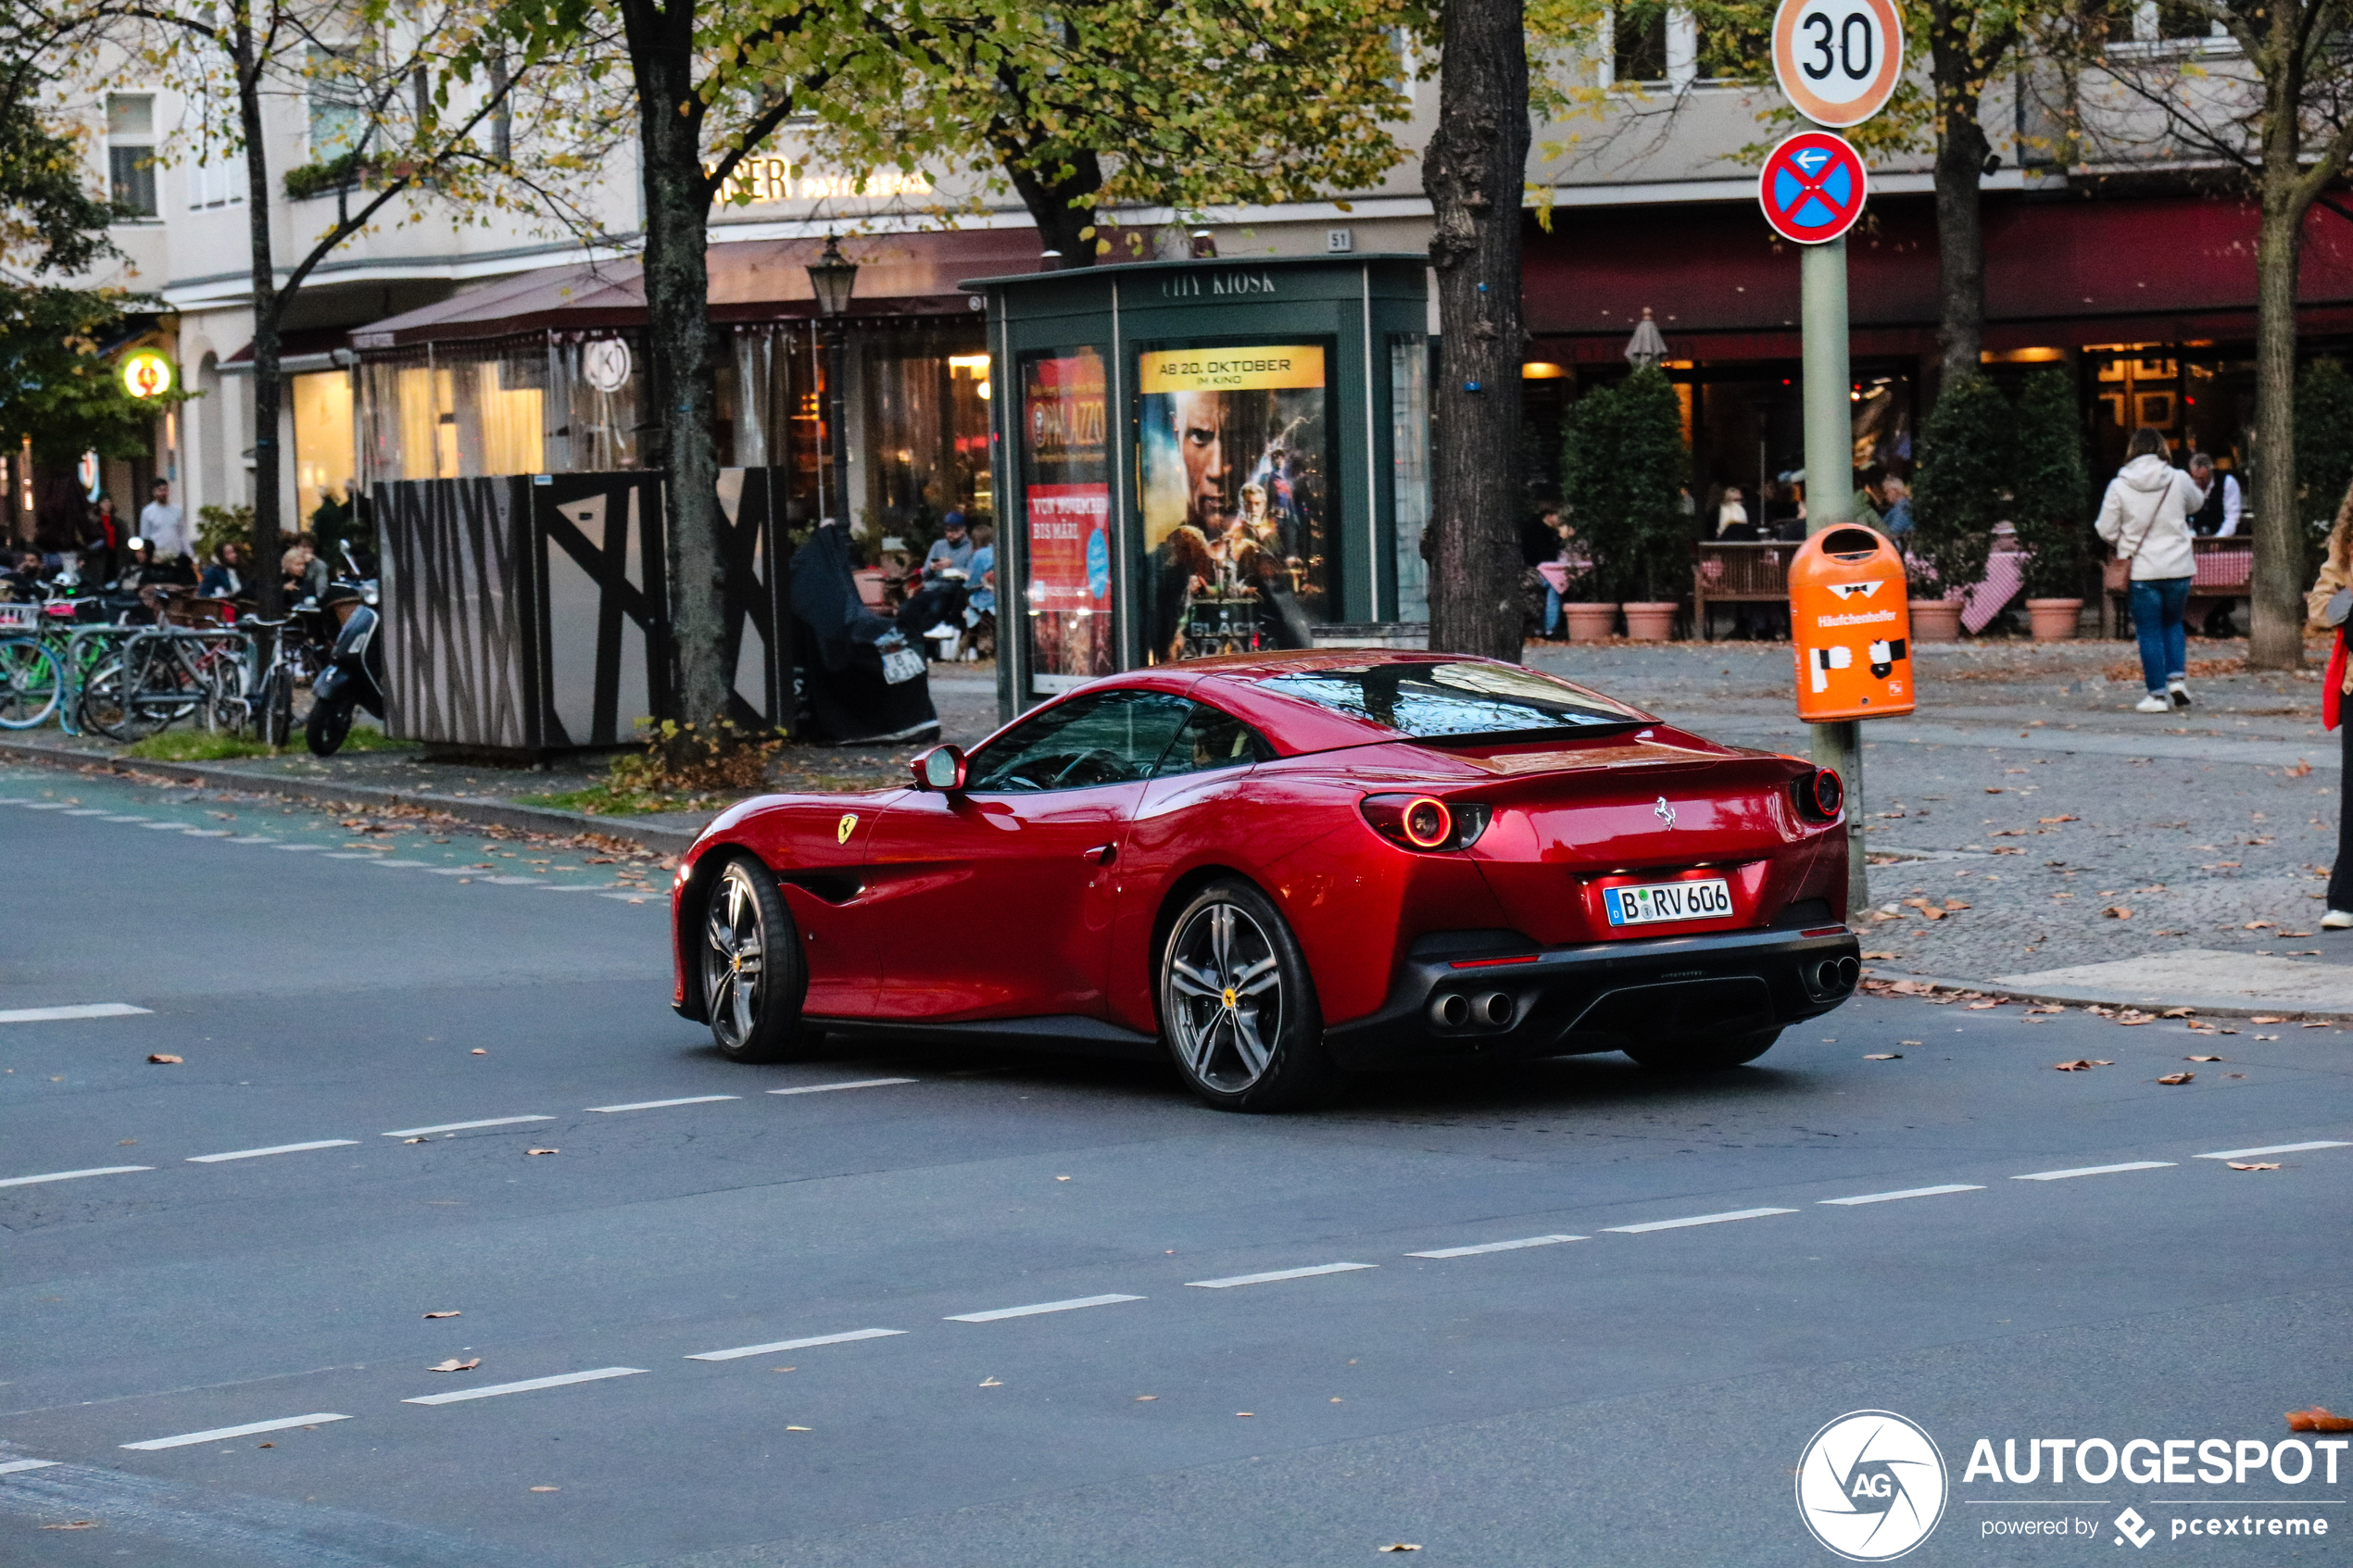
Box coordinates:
[1869,970,2353,1023]
[0,738,705,852]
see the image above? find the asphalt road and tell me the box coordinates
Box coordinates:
[3,761,2348,1567]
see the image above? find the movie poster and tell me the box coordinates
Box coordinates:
[1020,350,1114,687]
[1137,345,1329,665]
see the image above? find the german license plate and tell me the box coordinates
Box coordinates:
[1604,877,1733,926]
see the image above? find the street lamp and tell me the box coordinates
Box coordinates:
[806,234,859,525]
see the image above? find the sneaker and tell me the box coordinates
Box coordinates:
[2168,681,2192,709]
[2324,909,2353,931]
[2134,693,2171,713]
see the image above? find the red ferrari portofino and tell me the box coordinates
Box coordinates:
[672,650,1858,1110]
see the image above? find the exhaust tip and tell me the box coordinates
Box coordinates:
[1473,991,1515,1028]
[1430,994,1471,1029]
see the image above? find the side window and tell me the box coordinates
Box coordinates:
[1152,702,1271,779]
[963,691,1193,792]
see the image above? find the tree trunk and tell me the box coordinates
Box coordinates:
[235,41,284,620]
[2248,178,2308,671]
[623,0,730,730]
[1000,146,1101,266]
[1422,0,1529,661]
[1927,2,1991,392]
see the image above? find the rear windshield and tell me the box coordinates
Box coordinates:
[1256,661,1642,740]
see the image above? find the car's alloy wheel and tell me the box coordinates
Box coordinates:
[1159,878,1340,1111]
[700,854,815,1063]
[1624,1026,1780,1072]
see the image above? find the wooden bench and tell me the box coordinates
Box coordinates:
[1693,542,1795,640]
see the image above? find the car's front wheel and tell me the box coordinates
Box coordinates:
[699,853,818,1064]
[1158,877,1341,1111]
[1624,1027,1780,1072]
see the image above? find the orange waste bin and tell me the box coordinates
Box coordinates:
[1788,523,1915,721]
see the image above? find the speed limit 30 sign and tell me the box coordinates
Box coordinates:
[1772,0,1904,128]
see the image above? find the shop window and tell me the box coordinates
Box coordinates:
[107,94,157,218]
[861,323,992,543]
[292,370,357,530]
[1390,336,1430,624]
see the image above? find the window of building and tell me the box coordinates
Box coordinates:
[308,45,368,160]
[1611,2,1671,84]
[862,320,993,540]
[293,370,358,533]
[107,94,157,218]
[1696,8,1770,81]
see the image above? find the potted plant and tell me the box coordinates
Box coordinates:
[1562,366,1688,641]
[2009,369,2093,640]
[1908,374,2004,641]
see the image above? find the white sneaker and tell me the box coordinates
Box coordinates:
[2168,681,2192,709]
[2134,694,2171,713]
[2323,909,2353,930]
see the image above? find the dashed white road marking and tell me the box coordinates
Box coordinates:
[483,875,544,885]
[767,1078,918,1096]
[121,1414,349,1450]
[274,844,323,852]
[947,1294,1144,1323]
[370,859,432,868]
[0,1165,154,1188]
[1187,1263,1376,1288]
[60,808,107,816]
[0,1002,151,1023]
[225,835,276,844]
[540,884,611,893]
[139,821,189,831]
[2194,1141,2351,1160]
[585,1095,739,1113]
[687,1328,906,1361]
[20,802,69,810]
[423,867,477,875]
[402,1368,646,1406]
[186,1140,360,1164]
[182,828,233,837]
[104,815,152,823]
[1820,1185,1986,1206]
[1604,1208,1800,1234]
[601,893,652,903]
[382,1115,555,1137]
[321,852,380,859]
[1408,1235,1586,1259]
[2012,1161,2176,1182]
[0,1459,57,1474]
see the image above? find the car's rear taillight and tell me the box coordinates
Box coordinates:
[1793,767,1843,823]
[1361,794,1491,851]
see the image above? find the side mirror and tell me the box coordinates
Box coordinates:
[912,745,967,792]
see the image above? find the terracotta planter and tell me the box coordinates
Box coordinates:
[2025,597,2083,642]
[1622,601,1680,642]
[1564,602,1619,643]
[1908,598,1964,643]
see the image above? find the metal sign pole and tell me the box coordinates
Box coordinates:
[1800,235,1868,919]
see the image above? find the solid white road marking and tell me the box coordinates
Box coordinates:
[2012,1161,2176,1182]
[585,1096,739,1113]
[1407,1235,1587,1259]
[1820,1185,1986,1206]
[1186,1263,1376,1289]
[767,1078,919,1096]
[0,1459,57,1474]
[2195,1140,2351,1160]
[0,1165,154,1188]
[381,1116,555,1137]
[1604,1208,1800,1234]
[121,1414,350,1450]
[402,1368,646,1406]
[186,1140,360,1163]
[0,1002,151,1023]
[687,1328,906,1361]
[947,1294,1144,1323]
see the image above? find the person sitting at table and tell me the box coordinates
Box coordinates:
[198,541,245,600]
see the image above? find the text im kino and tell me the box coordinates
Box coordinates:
[1962,1436,2347,1486]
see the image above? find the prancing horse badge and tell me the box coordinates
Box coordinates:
[837,812,858,845]
[1654,796,1677,828]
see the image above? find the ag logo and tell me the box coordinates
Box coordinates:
[837,812,858,845]
[1795,1411,1946,1561]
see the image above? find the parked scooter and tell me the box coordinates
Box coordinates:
[306,576,384,756]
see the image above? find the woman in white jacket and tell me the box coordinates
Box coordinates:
[2095,428,2208,712]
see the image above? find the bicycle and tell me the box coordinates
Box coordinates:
[0,603,63,729]
[78,625,245,741]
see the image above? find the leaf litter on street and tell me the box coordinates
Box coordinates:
[429,1358,481,1373]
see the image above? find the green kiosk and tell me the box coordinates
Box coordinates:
[963,255,1434,720]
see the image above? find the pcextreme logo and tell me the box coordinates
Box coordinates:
[1797,1411,1950,1561]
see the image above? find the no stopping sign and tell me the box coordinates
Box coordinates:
[1758,132,1869,245]
[1773,0,1904,128]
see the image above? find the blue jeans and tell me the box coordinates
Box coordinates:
[2130,575,2193,694]
[1543,583,1563,635]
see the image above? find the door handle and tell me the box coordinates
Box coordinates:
[1084,843,1118,866]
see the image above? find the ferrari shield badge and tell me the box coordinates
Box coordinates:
[837,812,858,845]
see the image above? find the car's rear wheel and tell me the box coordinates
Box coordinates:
[1624,1027,1780,1072]
[700,853,818,1064]
[1158,877,1341,1111]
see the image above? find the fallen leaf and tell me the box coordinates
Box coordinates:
[2286,1407,2353,1433]
[2185,1055,2223,1062]
[1055,1175,1071,1181]
[2227,1072,2247,1078]
[1134,1395,1157,1401]
[1863,1053,1902,1060]
[146,1053,182,1064]
[978,1377,1002,1387]
[2053,1060,2114,1071]
[1943,899,1971,911]
[2303,1022,2330,1029]
[786,1425,813,1432]
[2251,1015,2286,1024]
[404,1135,430,1145]
[2037,814,2078,823]
[1899,1039,1923,1047]
[2287,759,2314,777]
[39,1521,97,1530]
[471,1047,487,1055]
[2028,1005,2065,1015]
[1236,1411,1254,1418]
[2245,921,2276,930]
[2227,1161,2282,1171]
[2156,1073,2195,1085]
[2161,1007,2196,1018]
[1984,786,2004,794]
[422,1311,461,1319]
[428,1358,480,1373]
[2103,906,2133,920]
[531,1486,560,1492]
[1966,1000,1999,1010]
[525,1148,559,1156]
[2257,1034,2282,1040]
[1860,950,1899,960]
[1379,1548,1423,1555]
[258,1442,272,1448]
[769,1367,796,1373]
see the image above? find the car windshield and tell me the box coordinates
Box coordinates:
[1256,661,1641,740]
